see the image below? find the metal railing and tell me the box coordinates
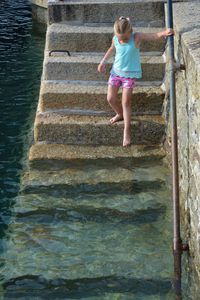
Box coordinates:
[166,1,189,299]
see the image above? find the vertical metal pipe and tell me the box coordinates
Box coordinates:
[166,0,182,299]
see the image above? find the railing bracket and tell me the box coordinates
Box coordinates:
[174,62,186,72]
[182,243,189,252]
[49,50,71,57]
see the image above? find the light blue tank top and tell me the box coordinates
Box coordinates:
[111,32,142,78]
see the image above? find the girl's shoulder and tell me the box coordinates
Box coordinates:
[132,31,136,41]
[132,32,136,44]
[113,35,118,46]
[132,32,137,44]
[132,32,140,47]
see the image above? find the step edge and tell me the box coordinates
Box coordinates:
[35,112,166,125]
[29,143,166,162]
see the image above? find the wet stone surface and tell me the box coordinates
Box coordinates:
[0,159,177,299]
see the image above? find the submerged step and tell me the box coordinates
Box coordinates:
[2,212,172,284]
[43,52,165,82]
[29,144,165,169]
[47,23,166,53]
[1,189,172,293]
[20,163,168,195]
[48,0,165,27]
[34,113,165,145]
[14,200,166,226]
[2,275,173,299]
[40,80,165,115]
[14,188,169,216]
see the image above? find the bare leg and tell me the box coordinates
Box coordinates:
[107,84,123,124]
[122,87,133,147]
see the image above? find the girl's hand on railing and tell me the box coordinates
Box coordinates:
[164,28,174,37]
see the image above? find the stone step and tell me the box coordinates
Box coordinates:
[39,80,165,115]
[43,52,165,82]
[47,23,166,53]
[20,163,168,195]
[14,197,166,226]
[34,113,165,145]
[1,218,172,296]
[2,275,173,300]
[14,188,169,216]
[29,143,165,169]
[48,0,165,27]
[1,190,172,286]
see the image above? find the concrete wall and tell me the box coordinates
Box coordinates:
[30,0,48,24]
[164,1,200,284]
[29,0,192,25]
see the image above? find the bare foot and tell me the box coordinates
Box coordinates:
[123,129,131,147]
[110,114,123,124]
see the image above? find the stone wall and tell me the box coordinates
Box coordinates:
[31,0,47,24]
[163,0,200,284]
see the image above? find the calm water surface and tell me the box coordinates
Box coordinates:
[0,0,45,237]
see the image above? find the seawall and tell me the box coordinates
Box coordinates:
[30,0,47,24]
[164,0,200,286]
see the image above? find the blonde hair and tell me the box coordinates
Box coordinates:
[114,17,132,35]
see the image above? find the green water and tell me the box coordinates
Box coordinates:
[0,159,176,299]
[0,151,179,299]
[0,0,45,236]
[0,0,197,299]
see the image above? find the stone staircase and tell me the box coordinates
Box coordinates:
[2,162,174,299]
[29,0,167,165]
[0,0,175,298]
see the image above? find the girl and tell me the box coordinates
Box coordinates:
[97,17,173,147]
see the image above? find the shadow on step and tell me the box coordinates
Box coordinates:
[14,204,166,225]
[21,180,165,196]
[2,275,172,299]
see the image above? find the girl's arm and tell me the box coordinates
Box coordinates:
[98,38,115,73]
[134,28,174,48]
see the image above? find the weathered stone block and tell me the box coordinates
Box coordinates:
[34,113,165,145]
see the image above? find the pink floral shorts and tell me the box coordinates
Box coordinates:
[108,73,136,89]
